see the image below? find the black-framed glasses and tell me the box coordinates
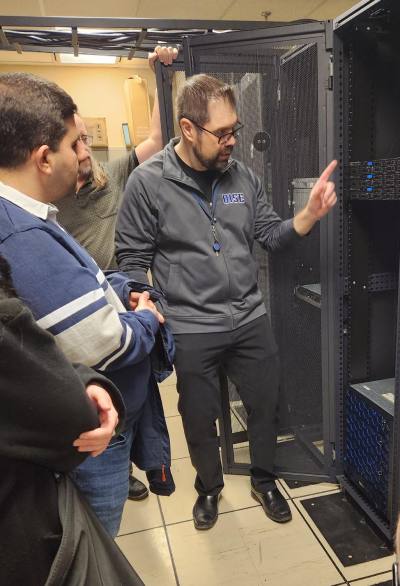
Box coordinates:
[189,119,243,145]
[79,134,93,146]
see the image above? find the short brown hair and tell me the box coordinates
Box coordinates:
[0,72,77,169]
[176,74,236,127]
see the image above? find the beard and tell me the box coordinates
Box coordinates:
[192,141,233,171]
[78,157,92,178]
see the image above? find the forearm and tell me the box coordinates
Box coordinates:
[293,205,319,236]
[135,89,163,164]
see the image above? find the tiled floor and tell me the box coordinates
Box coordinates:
[116,374,395,586]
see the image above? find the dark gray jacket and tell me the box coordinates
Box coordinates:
[116,138,302,334]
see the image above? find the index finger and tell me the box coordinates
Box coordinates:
[319,160,337,183]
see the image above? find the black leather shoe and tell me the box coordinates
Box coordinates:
[251,486,292,523]
[193,494,221,530]
[128,475,149,501]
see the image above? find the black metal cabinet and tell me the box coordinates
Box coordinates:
[333,0,400,541]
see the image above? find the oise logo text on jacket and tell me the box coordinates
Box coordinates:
[222,193,245,204]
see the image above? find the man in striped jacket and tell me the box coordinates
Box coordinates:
[0,72,174,538]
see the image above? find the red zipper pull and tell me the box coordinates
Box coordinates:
[162,465,166,482]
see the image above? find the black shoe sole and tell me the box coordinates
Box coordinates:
[128,489,149,501]
[251,489,292,523]
[193,516,219,531]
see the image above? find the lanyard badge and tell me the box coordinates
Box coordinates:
[191,187,221,257]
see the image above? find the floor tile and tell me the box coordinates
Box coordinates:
[160,457,197,525]
[118,467,163,536]
[349,571,391,585]
[116,527,176,586]
[294,498,395,582]
[232,505,345,586]
[161,457,262,525]
[160,369,177,388]
[279,478,340,499]
[167,514,263,586]
[167,415,190,460]
[160,384,179,418]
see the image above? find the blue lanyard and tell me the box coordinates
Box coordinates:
[190,185,221,255]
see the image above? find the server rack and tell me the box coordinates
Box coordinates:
[156,0,400,541]
[333,0,400,541]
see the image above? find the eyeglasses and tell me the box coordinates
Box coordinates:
[79,134,93,146]
[188,120,243,145]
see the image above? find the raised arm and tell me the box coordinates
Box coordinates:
[135,46,178,164]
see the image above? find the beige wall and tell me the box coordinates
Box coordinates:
[0,64,156,149]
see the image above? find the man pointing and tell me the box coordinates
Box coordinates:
[116,73,337,530]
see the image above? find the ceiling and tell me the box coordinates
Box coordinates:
[0,0,358,22]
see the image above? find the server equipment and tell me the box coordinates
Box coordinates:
[345,157,400,200]
[345,379,394,520]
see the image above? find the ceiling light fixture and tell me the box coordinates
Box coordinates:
[59,54,117,65]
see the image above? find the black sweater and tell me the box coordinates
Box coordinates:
[0,292,126,586]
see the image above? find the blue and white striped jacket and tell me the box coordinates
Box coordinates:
[0,190,173,470]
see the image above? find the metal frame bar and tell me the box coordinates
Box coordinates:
[227,465,331,483]
[0,15,285,30]
[331,32,349,482]
[333,0,383,30]
[127,28,147,60]
[155,60,176,146]
[390,259,400,533]
[316,22,338,481]
[337,474,391,541]
[71,27,79,57]
[0,26,10,46]
[0,43,154,59]
[183,37,194,77]
[184,22,326,51]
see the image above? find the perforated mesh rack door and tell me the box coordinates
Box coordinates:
[181,25,336,483]
[154,24,337,482]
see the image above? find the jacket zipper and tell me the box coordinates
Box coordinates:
[166,164,235,322]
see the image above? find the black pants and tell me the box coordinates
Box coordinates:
[174,314,280,496]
